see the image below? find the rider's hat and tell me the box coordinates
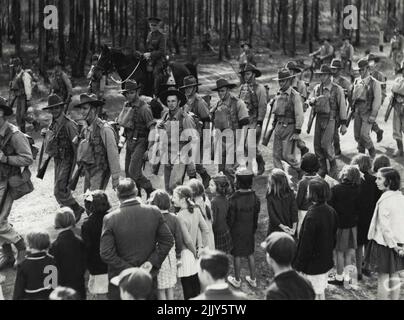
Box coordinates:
[239,64,261,78]
[73,93,105,109]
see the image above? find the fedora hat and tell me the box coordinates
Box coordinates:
[73,93,105,109]
[367,53,380,63]
[330,59,343,69]
[158,89,187,107]
[315,64,333,75]
[179,75,201,89]
[119,80,142,94]
[353,58,369,71]
[0,97,13,116]
[42,94,66,111]
[285,61,303,73]
[273,69,296,81]
[239,64,261,78]
[212,78,237,91]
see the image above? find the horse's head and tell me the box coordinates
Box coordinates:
[92,45,114,79]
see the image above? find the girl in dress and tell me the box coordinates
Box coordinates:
[173,186,209,300]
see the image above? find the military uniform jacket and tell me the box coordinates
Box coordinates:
[184,95,211,131]
[49,71,73,101]
[352,76,382,119]
[312,82,347,123]
[10,70,32,99]
[239,81,267,123]
[212,94,249,131]
[146,30,167,64]
[273,87,304,131]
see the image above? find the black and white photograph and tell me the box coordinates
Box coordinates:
[0,0,404,305]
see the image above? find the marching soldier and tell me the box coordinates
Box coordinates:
[309,38,335,66]
[389,62,404,157]
[49,58,73,103]
[351,58,382,158]
[0,97,33,270]
[40,94,85,222]
[285,61,310,156]
[117,80,156,198]
[9,58,39,133]
[211,79,249,186]
[309,65,348,178]
[367,53,386,143]
[271,69,304,177]
[389,28,404,74]
[144,17,167,96]
[238,64,267,175]
[238,41,256,72]
[157,88,197,193]
[179,75,212,187]
[340,35,354,73]
[74,94,121,191]
[330,58,351,156]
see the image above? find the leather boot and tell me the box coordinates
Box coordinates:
[0,243,15,271]
[376,129,384,143]
[145,187,156,199]
[256,154,266,176]
[318,159,328,178]
[393,140,404,157]
[368,147,376,159]
[14,239,26,267]
[329,159,338,180]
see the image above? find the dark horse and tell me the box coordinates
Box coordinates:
[92,45,193,97]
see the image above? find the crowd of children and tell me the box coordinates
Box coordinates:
[1,152,404,300]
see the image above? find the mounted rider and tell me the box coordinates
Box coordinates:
[144,17,167,96]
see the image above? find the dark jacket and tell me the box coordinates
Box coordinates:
[192,284,248,300]
[211,195,230,233]
[100,198,174,279]
[266,270,315,300]
[294,203,338,275]
[49,229,87,299]
[161,210,184,258]
[266,192,298,235]
[296,175,318,211]
[81,213,108,275]
[13,252,57,300]
[329,182,360,229]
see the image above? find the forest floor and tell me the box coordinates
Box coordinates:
[0,42,404,300]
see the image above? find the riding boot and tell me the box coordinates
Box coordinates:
[0,243,15,271]
[318,159,328,178]
[14,238,27,267]
[368,147,377,159]
[256,154,266,176]
[145,187,156,200]
[329,159,338,180]
[393,140,404,158]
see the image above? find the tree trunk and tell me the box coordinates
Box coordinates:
[291,0,297,56]
[11,0,21,56]
[302,0,308,43]
[72,0,90,77]
[355,0,361,45]
[39,0,46,76]
[281,0,288,55]
[110,0,115,47]
[58,0,66,64]
[314,0,319,40]
[187,0,194,60]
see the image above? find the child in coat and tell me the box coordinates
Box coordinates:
[227,168,261,289]
[50,207,87,299]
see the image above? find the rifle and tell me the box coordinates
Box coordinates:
[261,99,276,147]
[346,101,356,128]
[69,165,84,191]
[307,107,317,134]
[36,157,52,180]
[384,95,395,122]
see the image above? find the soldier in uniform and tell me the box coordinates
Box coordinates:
[238,42,256,72]
[179,75,212,188]
[309,65,348,178]
[0,97,33,270]
[351,58,382,158]
[157,88,197,193]
[238,64,267,175]
[330,59,351,156]
[309,38,335,67]
[389,28,404,74]
[117,80,156,198]
[49,58,73,103]
[144,17,167,96]
[365,53,386,143]
[9,58,39,133]
[74,94,121,191]
[271,69,304,177]
[41,94,85,222]
[390,62,404,157]
[285,61,310,156]
[340,35,354,74]
[211,79,250,185]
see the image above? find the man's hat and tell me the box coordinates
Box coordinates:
[315,64,333,75]
[353,58,369,71]
[0,97,13,116]
[42,94,66,111]
[148,17,162,24]
[212,78,237,91]
[367,53,380,63]
[179,75,202,89]
[73,93,105,109]
[119,80,142,94]
[239,64,261,78]
[158,89,187,107]
[9,57,22,68]
[330,59,343,69]
[273,69,296,81]
[110,267,153,299]
[285,61,302,73]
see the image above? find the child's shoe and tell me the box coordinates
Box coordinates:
[245,276,257,288]
[227,276,241,288]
